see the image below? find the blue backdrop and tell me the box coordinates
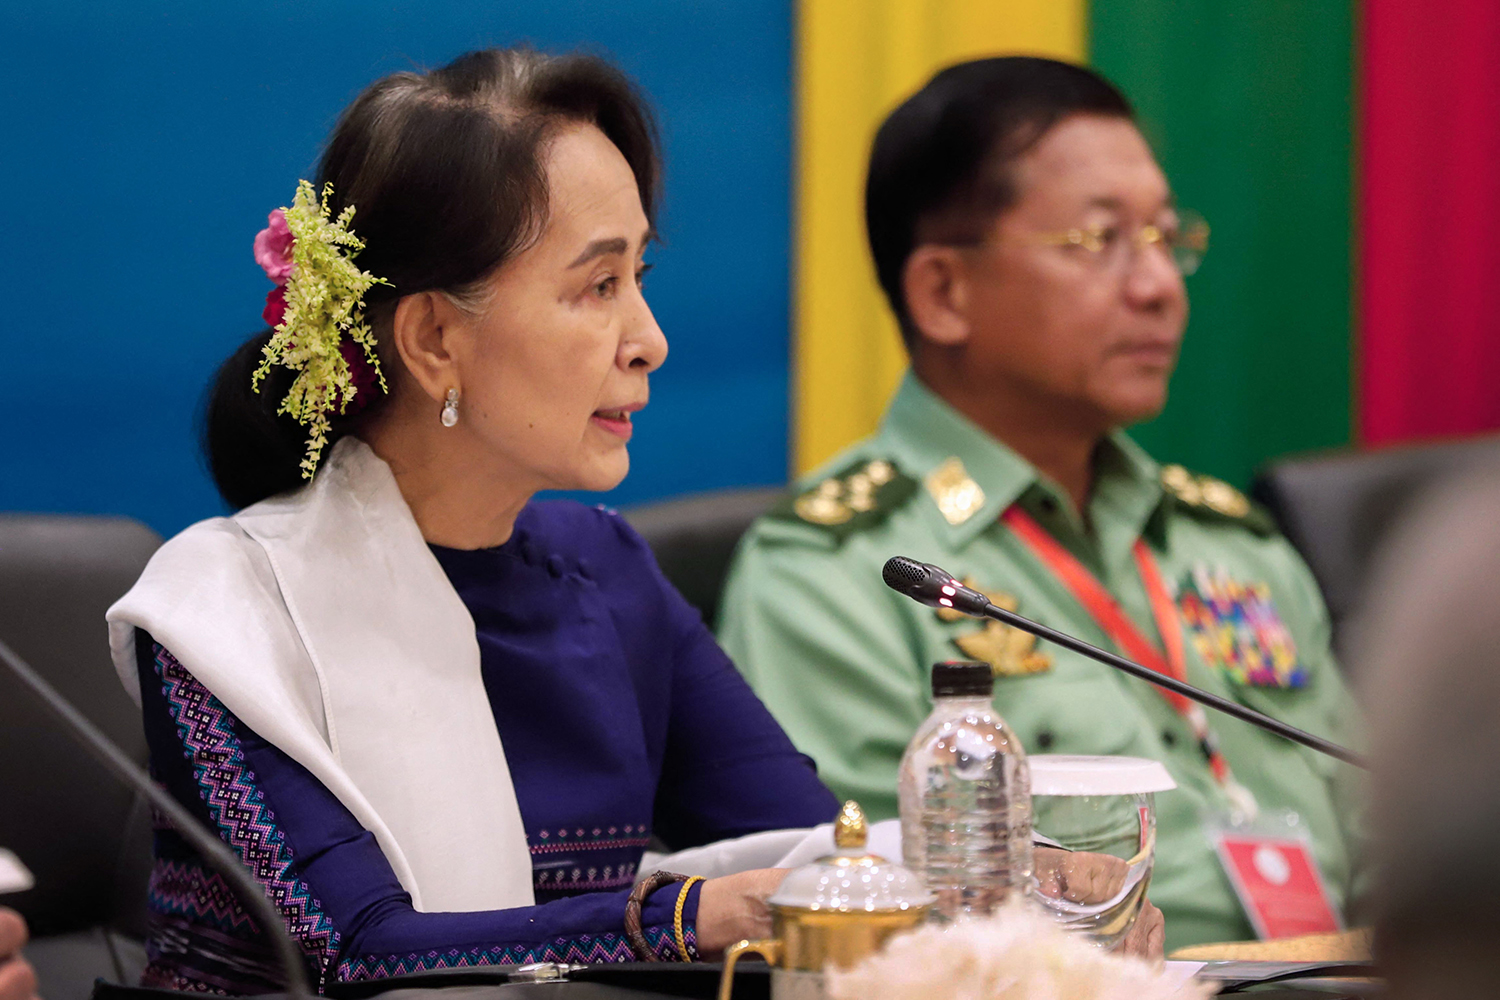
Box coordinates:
[0,1,793,537]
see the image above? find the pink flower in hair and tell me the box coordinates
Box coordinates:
[253,208,295,285]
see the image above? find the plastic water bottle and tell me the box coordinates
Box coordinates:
[898,660,1033,920]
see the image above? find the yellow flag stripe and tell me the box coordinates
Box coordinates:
[793,0,1087,474]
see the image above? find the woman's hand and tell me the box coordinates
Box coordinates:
[0,908,38,1000]
[693,868,789,958]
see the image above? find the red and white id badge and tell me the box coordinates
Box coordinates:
[1211,825,1341,939]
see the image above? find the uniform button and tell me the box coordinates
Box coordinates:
[546,554,566,578]
[1161,730,1177,748]
[576,558,593,580]
[1035,730,1055,751]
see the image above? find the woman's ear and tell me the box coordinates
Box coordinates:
[391,292,462,403]
[902,246,973,347]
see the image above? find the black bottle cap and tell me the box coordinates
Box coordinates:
[931,660,993,698]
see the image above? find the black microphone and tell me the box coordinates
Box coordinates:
[882,555,1367,769]
[0,636,314,999]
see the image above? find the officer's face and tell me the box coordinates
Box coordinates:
[936,115,1188,430]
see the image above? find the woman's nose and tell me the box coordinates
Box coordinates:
[622,290,668,372]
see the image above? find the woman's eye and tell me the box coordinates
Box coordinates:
[636,263,653,289]
[593,276,618,298]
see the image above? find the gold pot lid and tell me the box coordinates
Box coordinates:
[768,801,934,913]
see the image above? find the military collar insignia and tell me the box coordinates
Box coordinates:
[772,457,918,541]
[1160,464,1276,536]
[935,578,1052,678]
[925,457,988,526]
[1176,564,1308,688]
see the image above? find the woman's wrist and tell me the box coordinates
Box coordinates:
[625,871,705,962]
[694,868,787,959]
[625,871,684,960]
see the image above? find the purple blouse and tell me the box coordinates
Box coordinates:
[135,501,838,994]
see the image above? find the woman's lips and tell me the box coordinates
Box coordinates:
[1113,341,1179,367]
[591,408,634,440]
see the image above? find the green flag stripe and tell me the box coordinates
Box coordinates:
[1090,1,1355,486]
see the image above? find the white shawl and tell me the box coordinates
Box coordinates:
[107,437,535,912]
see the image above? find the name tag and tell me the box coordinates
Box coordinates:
[1212,830,1341,939]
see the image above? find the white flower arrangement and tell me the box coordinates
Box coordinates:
[825,902,1210,1000]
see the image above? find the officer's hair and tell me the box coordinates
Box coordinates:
[865,57,1134,344]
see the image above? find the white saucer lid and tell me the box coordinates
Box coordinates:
[1029,755,1177,795]
[768,800,934,912]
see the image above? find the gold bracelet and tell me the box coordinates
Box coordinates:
[673,875,704,961]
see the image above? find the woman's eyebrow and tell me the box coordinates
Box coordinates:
[567,236,629,268]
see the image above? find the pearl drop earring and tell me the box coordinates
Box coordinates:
[440,388,459,427]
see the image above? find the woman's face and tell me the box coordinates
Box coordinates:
[437,123,666,493]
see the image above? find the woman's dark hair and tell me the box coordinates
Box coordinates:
[864,56,1133,342]
[205,48,660,509]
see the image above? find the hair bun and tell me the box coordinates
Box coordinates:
[203,330,314,510]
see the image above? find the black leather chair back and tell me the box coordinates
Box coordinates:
[623,486,785,628]
[1251,435,1500,661]
[0,514,161,942]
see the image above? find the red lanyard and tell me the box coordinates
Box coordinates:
[1001,506,1233,785]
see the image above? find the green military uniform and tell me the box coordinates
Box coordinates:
[719,372,1363,949]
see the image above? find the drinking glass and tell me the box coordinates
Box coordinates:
[1028,755,1176,950]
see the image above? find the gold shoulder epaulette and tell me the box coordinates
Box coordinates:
[767,458,918,541]
[1160,464,1275,536]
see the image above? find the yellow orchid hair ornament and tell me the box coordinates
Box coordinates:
[251,180,389,479]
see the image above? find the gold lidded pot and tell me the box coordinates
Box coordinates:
[718,801,934,1000]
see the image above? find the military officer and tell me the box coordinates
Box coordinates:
[719,57,1362,950]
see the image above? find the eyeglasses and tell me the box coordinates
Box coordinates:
[948,209,1210,277]
[1028,209,1210,276]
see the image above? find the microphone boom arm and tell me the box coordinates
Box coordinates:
[979,600,1367,769]
[884,556,1367,770]
[0,636,315,998]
